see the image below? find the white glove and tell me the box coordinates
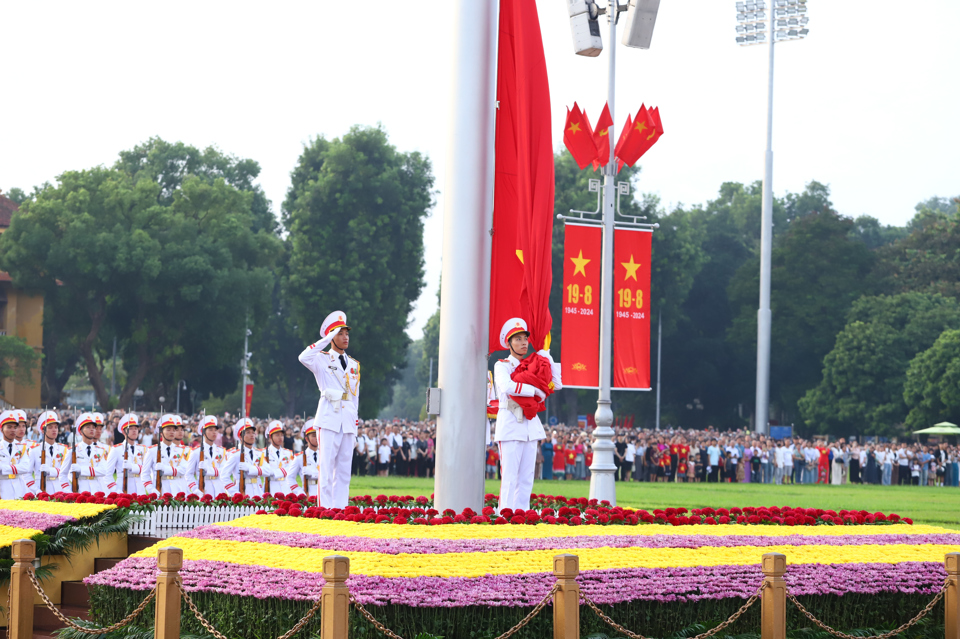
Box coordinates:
[123,460,139,471]
[534,388,547,401]
[41,464,58,476]
[303,467,319,479]
[537,349,554,363]
[239,462,259,474]
[159,465,176,476]
[323,389,343,402]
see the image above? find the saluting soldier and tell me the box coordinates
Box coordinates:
[105,414,146,495]
[228,418,268,498]
[263,420,295,495]
[274,419,320,498]
[0,411,31,499]
[298,310,360,508]
[23,411,68,495]
[185,415,233,497]
[58,413,112,494]
[140,414,187,496]
[493,318,562,512]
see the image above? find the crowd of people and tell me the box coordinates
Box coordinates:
[3,407,959,499]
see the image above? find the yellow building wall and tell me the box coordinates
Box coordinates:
[1,283,44,408]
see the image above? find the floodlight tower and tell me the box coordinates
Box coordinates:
[735,0,809,434]
[566,0,661,506]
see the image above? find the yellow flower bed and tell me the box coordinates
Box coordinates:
[0,524,42,548]
[0,499,116,519]
[131,536,959,578]
[219,515,949,541]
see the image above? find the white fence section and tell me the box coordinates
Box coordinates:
[127,505,262,538]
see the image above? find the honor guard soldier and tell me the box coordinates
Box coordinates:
[0,411,31,499]
[493,318,562,512]
[92,412,106,443]
[13,409,29,443]
[298,310,360,508]
[12,409,36,494]
[172,415,199,494]
[185,416,232,497]
[106,414,146,495]
[274,419,320,498]
[264,420,295,495]
[228,418,267,497]
[58,413,112,494]
[24,411,67,495]
[140,414,187,496]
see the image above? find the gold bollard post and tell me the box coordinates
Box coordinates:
[553,554,580,639]
[946,553,960,639]
[322,555,350,639]
[761,553,787,639]
[9,539,36,639]
[154,547,183,639]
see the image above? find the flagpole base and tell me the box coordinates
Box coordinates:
[588,400,617,506]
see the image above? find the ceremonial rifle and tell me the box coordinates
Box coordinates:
[155,441,163,494]
[71,426,78,493]
[239,445,246,495]
[122,438,129,493]
[198,409,207,494]
[40,443,46,493]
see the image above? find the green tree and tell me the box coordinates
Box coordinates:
[2,188,28,205]
[0,336,41,392]
[728,207,876,421]
[283,126,434,417]
[903,329,960,429]
[798,293,960,436]
[0,164,278,410]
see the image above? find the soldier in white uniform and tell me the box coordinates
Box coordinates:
[275,419,320,498]
[105,414,146,495]
[0,411,31,499]
[12,409,36,494]
[171,415,199,495]
[140,414,187,496]
[263,420,295,496]
[184,415,234,497]
[298,310,360,508]
[58,413,112,494]
[23,411,68,495]
[493,317,562,512]
[228,418,268,497]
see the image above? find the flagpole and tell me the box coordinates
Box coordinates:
[588,4,620,506]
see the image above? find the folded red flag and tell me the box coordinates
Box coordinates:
[591,102,614,171]
[563,102,598,170]
[508,353,555,420]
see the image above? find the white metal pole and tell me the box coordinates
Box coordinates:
[434,0,498,513]
[655,309,662,430]
[588,3,619,506]
[754,4,776,435]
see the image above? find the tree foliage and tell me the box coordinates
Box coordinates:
[903,329,960,430]
[0,336,41,391]
[283,126,434,417]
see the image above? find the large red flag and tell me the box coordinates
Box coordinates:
[489,0,555,353]
[591,103,614,171]
[563,102,598,170]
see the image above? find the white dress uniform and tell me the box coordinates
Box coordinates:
[58,413,113,493]
[263,420,296,496]
[228,418,268,497]
[493,318,562,513]
[105,414,146,495]
[184,415,234,497]
[298,310,360,508]
[23,411,69,495]
[140,414,188,495]
[0,412,31,499]
[275,420,320,498]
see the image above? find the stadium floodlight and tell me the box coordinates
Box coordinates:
[736,0,809,46]
[621,0,661,49]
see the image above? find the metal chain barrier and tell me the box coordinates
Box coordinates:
[26,567,156,634]
[786,580,948,639]
[581,582,767,639]
[177,577,323,639]
[351,583,561,639]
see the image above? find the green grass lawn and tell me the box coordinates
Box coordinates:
[348,475,960,529]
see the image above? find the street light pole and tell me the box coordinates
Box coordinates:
[588,5,619,505]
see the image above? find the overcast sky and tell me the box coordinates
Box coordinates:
[2,1,958,338]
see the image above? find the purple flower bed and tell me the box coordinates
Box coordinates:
[185,525,960,554]
[0,510,76,532]
[85,556,947,608]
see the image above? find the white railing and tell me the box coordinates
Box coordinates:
[128,505,263,538]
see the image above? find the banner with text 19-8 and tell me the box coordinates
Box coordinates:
[561,223,601,388]
[613,227,652,390]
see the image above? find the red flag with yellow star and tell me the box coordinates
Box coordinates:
[563,102,598,170]
[613,227,652,389]
[561,223,602,388]
[590,102,614,171]
[616,104,664,168]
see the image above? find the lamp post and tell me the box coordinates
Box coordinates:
[735,0,809,434]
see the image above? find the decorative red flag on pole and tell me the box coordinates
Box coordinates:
[489,0,555,353]
[616,104,664,169]
[591,102,614,171]
[561,223,601,388]
[563,102,598,170]
[243,381,254,418]
[613,228,652,390]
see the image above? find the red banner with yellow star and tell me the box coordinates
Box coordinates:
[613,228,652,390]
[561,223,601,388]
